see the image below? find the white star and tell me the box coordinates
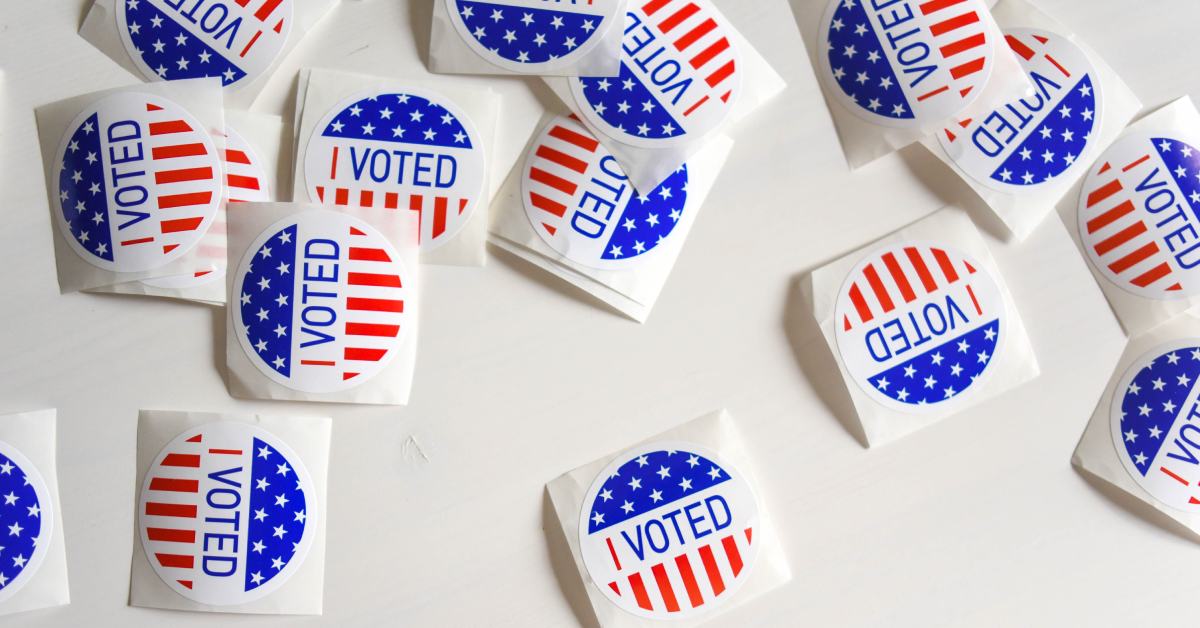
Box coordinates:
[272,525,286,539]
[1134,452,1148,466]
[252,540,266,554]
[250,571,264,585]
[271,556,285,571]
[628,477,641,490]
[2,492,15,506]
[254,508,268,522]
[679,478,693,491]
[7,522,21,537]
[875,376,890,391]
[1150,426,1163,439]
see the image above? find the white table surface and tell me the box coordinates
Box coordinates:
[1,0,1197,625]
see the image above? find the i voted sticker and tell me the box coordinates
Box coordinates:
[53,91,221,273]
[445,0,621,72]
[1110,341,1200,511]
[522,116,688,269]
[233,210,412,393]
[818,0,996,128]
[835,243,1005,412]
[138,422,316,605]
[1078,133,1200,299]
[938,28,1101,191]
[143,125,272,290]
[304,89,485,251]
[0,441,54,605]
[116,0,293,88]
[570,0,742,148]
[579,442,759,620]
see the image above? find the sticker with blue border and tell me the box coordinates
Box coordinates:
[818,0,997,128]
[303,89,486,251]
[1110,341,1200,512]
[53,91,222,273]
[138,421,316,605]
[938,27,1101,191]
[233,210,412,393]
[579,441,760,619]
[445,0,621,72]
[834,242,1005,413]
[0,440,54,605]
[116,0,293,89]
[1077,131,1200,299]
[522,115,688,269]
[569,0,742,148]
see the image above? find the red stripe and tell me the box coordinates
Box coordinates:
[1094,222,1147,256]
[360,190,374,207]
[121,237,154,246]
[1132,263,1173,288]
[848,283,873,324]
[1109,242,1160,274]
[349,247,392,262]
[940,32,986,58]
[301,360,335,367]
[433,197,448,239]
[548,125,600,152]
[535,145,589,174]
[629,572,654,610]
[722,535,743,576]
[330,145,339,180]
[706,60,736,88]
[642,0,671,15]
[147,528,196,543]
[208,449,242,455]
[966,284,982,316]
[674,18,716,51]
[917,85,950,101]
[1123,155,1151,172]
[683,94,710,117]
[931,248,960,283]
[385,192,399,210]
[929,11,979,37]
[347,297,404,313]
[149,478,198,493]
[335,188,349,205]
[659,3,699,34]
[690,37,729,70]
[162,453,200,468]
[156,553,194,569]
[530,193,567,218]
[881,252,917,303]
[862,263,895,314]
[949,57,986,80]
[698,544,725,596]
[1086,179,1124,208]
[606,537,622,570]
[651,563,680,612]
[149,120,192,136]
[152,143,206,159]
[348,272,402,288]
[530,167,578,195]
[1045,54,1071,78]
[345,347,387,362]
[345,322,400,337]
[1161,466,1190,486]
[225,149,251,164]
[227,174,261,190]
[1005,34,1035,60]
[919,0,966,15]
[1086,199,1135,234]
[161,217,205,234]
[906,247,938,293]
[155,167,213,185]
[675,554,704,608]
[158,192,212,209]
[145,502,197,518]
[255,0,283,21]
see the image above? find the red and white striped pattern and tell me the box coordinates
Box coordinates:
[639,0,737,116]
[232,0,287,57]
[606,527,752,614]
[842,245,981,332]
[1081,157,1182,293]
[526,118,601,237]
[915,0,991,102]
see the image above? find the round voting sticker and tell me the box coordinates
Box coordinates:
[818,0,997,128]
[303,89,485,251]
[233,210,412,393]
[521,116,689,269]
[834,242,1005,413]
[53,91,221,273]
[1077,132,1200,299]
[1111,341,1200,511]
[143,125,272,290]
[444,0,621,73]
[938,28,1101,191]
[0,441,54,605]
[570,0,742,148]
[116,0,293,89]
[138,422,316,605]
[578,442,760,620]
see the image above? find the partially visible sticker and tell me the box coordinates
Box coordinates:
[0,440,54,605]
[138,421,316,606]
[570,0,742,148]
[938,28,1101,191]
[521,116,688,269]
[834,242,1005,413]
[142,125,272,291]
[303,89,486,251]
[578,442,760,620]
[53,91,222,273]
[233,210,412,393]
[1078,132,1200,299]
[1110,341,1200,512]
[444,0,621,73]
[818,0,997,128]
[115,0,294,89]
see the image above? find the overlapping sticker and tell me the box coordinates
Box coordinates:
[579,442,759,620]
[818,0,996,127]
[1111,341,1200,512]
[445,0,621,72]
[570,0,742,147]
[233,210,412,393]
[522,116,688,269]
[1078,133,1200,299]
[834,242,1004,412]
[304,89,485,251]
[116,0,293,88]
[0,441,54,605]
[53,91,222,273]
[938,27,1100,190]
[143,125,272,290]
[138,422,316,605]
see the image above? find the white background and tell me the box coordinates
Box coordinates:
[0,0,1195,625]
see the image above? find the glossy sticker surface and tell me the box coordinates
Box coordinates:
[0,441,54,605]
[445,0,621,72]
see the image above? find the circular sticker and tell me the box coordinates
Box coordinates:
[116,0,293,88]
[1110,341,1200,511]
[834,242,1006,412]
[142,125,272,291]
[569,0,742,148]
[579,442,760,620]
[303,89,486,251]
[233,210,412,393]
[521,116,688,269]
[1077,132,1200,299]
[53,91,222,273]
[138,422,316,606]
[817,0,996,128]
[0,441,54,605]
[937,27,1101,191]
[444,0,621,73]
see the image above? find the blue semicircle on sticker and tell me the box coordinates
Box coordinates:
[867,319,1000,406]
[587,449,730,535]
[243,436,308,591]
[1119,347,1200,477]
[0,451,43,592]
[321,94,474,150]
[988,74,1097,185]
[125,0,248,85]
[1151,137,1200,221]
[827,0,913,120]
[601,166,688,260]
[580,63,686,140]
[240,224,298,377]
[453,0,605,64]
[59,112,116,262]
